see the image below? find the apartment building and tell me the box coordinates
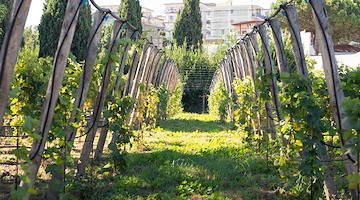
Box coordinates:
[142,7,165,48]
[209,1,264,40]
[164,1,265,42]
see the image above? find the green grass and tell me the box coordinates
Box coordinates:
[77,113,289,200]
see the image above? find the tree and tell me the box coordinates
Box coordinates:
[272,0,360,44]
[38,0,91,60]
[38,0,67,58]
[0,0,13,47]
[173,0,203,49]
[118,0,142,34]
[70,2,91,61]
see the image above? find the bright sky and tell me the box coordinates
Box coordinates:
[25,0,277,27]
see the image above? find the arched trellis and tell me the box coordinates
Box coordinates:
[0,0,181,199]
[210,0,359,198]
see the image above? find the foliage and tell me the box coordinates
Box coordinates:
[173,0,203,49]
[0,0,13,47]
[169,44,215,86]
[155,85,169,120]
[99,24,113,54]
[233,78,257,137]
[208,81,231,122]
[271,0,360,44]
[104,94,135,173]
[209,32,239,66]
[39,0,92,59]
[221,30,360,198]
[118,0,142,34]
[167,83,184,118]
[167,44,215,113]
[339,66,360,189]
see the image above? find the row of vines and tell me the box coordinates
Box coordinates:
[209,0,359,199]
[0,0,183,199]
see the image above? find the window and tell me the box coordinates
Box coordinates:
[169,16,174,22]
[221,30,225,35]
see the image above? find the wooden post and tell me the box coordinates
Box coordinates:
[250,32,277,140]
[283,5,308,76]
[129,43,152,125]
[20,1,81,198]
[239,42,250,76]
[233,46,244,80]
[154,58,168,86]
[244,37,267,143]
[77,20,123,176]
[258,24,283,140]
[268,18,289,74]
[157,58,171,86]
[131,47,157,126]
[45,11,107,200]
[123,48,141,96]
[94,29,136,162]
[129,43,151,98]
[0,0,32,127]
[114,29,134,93]
[93,121,109,161]
[148,51,163,87]
[310,0,357,198]
[67,11,106,143]
[148,52,164,88]
[151,56,166,86]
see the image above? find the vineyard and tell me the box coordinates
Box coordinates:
[0,0,359,199]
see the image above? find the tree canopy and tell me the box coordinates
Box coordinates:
[118,0,142,34]
[173,0,203,49]
[38,0,92,60]
[0,0,13,47]
[271,0,360,44]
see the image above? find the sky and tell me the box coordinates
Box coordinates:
[25,0,277,27]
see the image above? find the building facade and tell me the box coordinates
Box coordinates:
[232,20,262,38]
[209,1,264,40]
[164,1,266,42]
[142,7,165,48]
[93,5,165,48]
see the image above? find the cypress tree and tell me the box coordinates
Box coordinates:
[38,0,67,58]
[118,0,142,34]
[70,2,91,61]
[0,0,14,46]
[173,0,203,49]
[38,0,91,60]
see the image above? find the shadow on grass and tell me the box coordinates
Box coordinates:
[84,147,287,200]
[157,119,232,133]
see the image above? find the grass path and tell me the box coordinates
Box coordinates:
[84,113,286,200]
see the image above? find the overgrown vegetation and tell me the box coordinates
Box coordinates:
[3,17,183,198]
[209,28,360,198]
